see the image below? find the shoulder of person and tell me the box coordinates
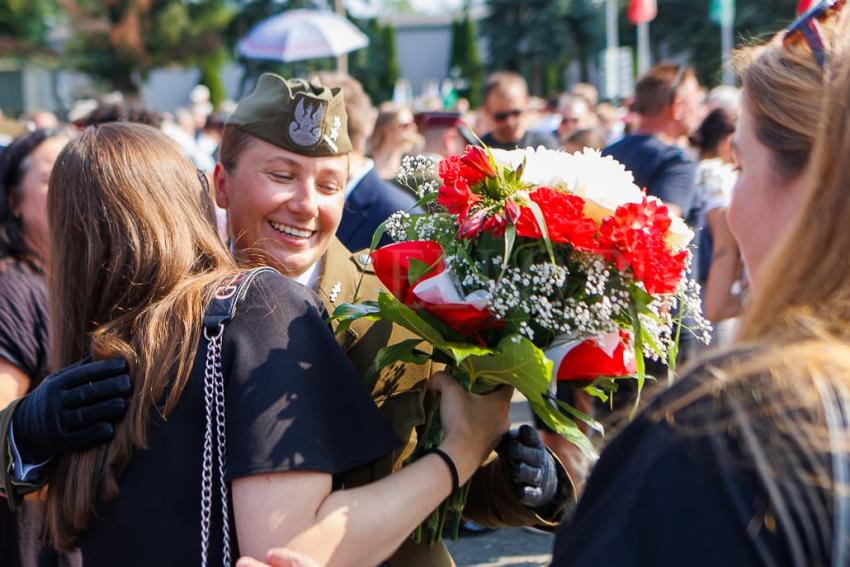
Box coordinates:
[526,130,560,149]
[235,268,324,321]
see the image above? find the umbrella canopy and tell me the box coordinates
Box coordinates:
[237,9,369,62]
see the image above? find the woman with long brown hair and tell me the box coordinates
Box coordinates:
[547,4,850,566]
[43,121,511,566]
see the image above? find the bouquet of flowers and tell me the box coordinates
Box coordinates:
[334,145,708,543]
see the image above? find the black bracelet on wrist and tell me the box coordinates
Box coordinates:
[426,447,459,493]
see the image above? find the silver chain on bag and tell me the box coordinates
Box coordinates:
[201,323,231,567]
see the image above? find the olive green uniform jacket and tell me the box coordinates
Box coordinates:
[318,238,572,567]
[0,238,574,565]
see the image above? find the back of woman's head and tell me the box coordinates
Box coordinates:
[690,107,737,154]
[732,12,844,181]
[0,128,68,268]
[47,122,236,548]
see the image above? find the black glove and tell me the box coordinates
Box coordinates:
[12,357,131,465]
[496,424,558,510]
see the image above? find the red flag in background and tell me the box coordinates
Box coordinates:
[629,0,658,24]
[798,0,814,13]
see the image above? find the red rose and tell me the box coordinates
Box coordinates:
[556,332,635,381]
[596,198,686,294]
[515,188,598,252]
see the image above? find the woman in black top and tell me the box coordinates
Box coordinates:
[552,8,850,566]
[43,122,511,566]
[0,129,76,567]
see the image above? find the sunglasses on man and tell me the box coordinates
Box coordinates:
[783,0,846,69]
[493,109,523,122]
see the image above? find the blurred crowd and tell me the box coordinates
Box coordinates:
[0,62,746,355]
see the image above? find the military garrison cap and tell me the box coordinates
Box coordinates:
[226,73,352,157]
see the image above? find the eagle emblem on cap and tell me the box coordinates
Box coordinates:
[289,95,324,147]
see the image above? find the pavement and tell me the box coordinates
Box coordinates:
[445,391,556,567]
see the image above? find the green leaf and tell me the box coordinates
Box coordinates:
[331,301,381,335]
[628,302,646,419]
[370,219,389,251]
[526,200,556,264]
[363,339,430,392]
[463,335,596,459]
[414,190,438,209]
[583,384,610,403]
[407,258,433,287]
[441,342,495,365]
[501,223,516,277]
[376,292,446,345]
[555,399,604,435]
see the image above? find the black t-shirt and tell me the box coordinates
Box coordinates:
[551,364,802,566]
[0,259,49,388]
[77,270,399,566]
[603,134,698,227]
[481,130,560,151]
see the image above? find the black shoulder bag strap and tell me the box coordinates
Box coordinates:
[200,267,277,567]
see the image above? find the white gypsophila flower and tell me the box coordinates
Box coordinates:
[385,211,411,242]
[395,154,437,195]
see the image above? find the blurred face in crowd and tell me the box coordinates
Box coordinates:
[485,85,528,143]
[672,75,704,137]
[214,136,348,277]
[13,135,68,260]
[727,103,807,287]
[558,98,591,140]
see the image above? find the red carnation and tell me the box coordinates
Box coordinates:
[596,198,687,294]
[515,187,598,252]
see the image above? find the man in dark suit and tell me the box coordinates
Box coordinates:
[317,73,421,252]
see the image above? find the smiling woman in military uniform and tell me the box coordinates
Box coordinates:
[0,74,574,566]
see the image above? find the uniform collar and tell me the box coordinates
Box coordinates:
[294,257,322,291]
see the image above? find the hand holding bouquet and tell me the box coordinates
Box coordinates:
[334,145,708,543]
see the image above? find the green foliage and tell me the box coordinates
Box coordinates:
[481,0,574,95]
[450,12,484,106]
[481,0,800,91]
[199,51,228,109]
[62,0,236,94]
[464,335,597,458]
[349,18,400,104]
[642,0,798,85]
[0,0,56,53]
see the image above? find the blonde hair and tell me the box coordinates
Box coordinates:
[46,122,239,548]
[731,16,842,180]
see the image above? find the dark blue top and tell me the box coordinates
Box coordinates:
[551,357,820,567]
[604,134,698,227]
[337,168,420,252]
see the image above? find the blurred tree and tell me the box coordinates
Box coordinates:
[0,0,58,56]
[564,0,605,82]
[382,23,400,98]
[59,0,235,96]
[450,9,484,107]
[481,0,575,95]
[621,0,798,85]
[349,18,399,103]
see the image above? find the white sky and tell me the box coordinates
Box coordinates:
[346,0,466,17]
